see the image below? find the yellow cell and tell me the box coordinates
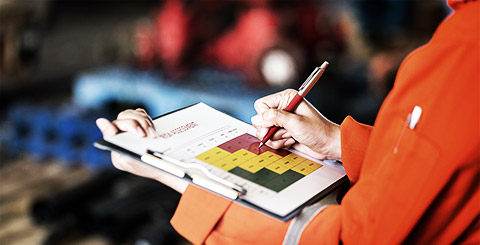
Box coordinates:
[259,151,282,161]
[302,160,323,170]
[249,155,275,167]
[195,152,220,164]
[239,162,263,173]
[291,164,315,175]
[284,153,307,163]
[265,163,289,174]
[275,158,297,169]
[225,154,246,164]
[207,147,231,159]
[215,161,237,171]
[232,149,256,160]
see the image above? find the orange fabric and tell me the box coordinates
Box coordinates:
[170,185,232,244]
[300,1,480,244]
[171,1,480,244]
[339,116,372,184]
[204,200,290,244]
[172,185,290,244]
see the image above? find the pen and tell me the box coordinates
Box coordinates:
[259,61,329,148]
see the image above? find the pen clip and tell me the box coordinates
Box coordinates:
[298,61,329,96]
[299,67,320,92]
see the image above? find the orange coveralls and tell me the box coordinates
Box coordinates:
[170,1,480,244]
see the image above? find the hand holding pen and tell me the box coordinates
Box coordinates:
[258,61,329,148]
[251,61,341,160]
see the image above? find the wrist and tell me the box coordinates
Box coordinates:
[326,124,342,161]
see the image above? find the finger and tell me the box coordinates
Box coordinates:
[118,109,151,128]
[112,118,147,137]
[253,89,297,114]
[266,138,289,149]
[251,114,262,126]
[284,138,296,148]
[255,127,269,140]
[261,108,300,130]
[282,130,293,139]
[134,109,158,137]
[270,128,288,141]
[135,108,156,130]
[251,122,262,133]
[118,110,157,138]
[256,128,287,145]
[135,108,148,114]
[251,114,275,129]
[96,118,119,137]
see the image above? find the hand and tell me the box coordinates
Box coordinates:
[251,89,341,160]
[96,108,188,193]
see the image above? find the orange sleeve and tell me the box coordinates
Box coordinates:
[171,185,290,244]
[340,116,372,184]
[170,185,232,245]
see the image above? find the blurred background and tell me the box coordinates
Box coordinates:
[0,0,448,244]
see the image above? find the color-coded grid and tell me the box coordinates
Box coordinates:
[195,133,322,192]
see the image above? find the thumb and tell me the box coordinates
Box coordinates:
[96,118,119,137]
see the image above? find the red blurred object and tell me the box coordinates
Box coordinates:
[154,0,189,69]
[135,0,189,70]
[206,8,278,69]
[134,0,345,87]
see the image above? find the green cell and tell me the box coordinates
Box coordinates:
[229,167,256,182]
[230,167,304,192]
[248,168,280,186]
[264,170,305,192]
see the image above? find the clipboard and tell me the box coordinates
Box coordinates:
[94,103,347,221]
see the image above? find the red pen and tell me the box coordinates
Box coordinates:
[258,61,329,148]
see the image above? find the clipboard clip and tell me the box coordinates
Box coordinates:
[141,150,246,200]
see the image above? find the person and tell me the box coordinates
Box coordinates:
[96,0,479,244]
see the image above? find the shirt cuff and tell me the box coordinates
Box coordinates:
[340,116,372,184]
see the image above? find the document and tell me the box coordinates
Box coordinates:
[95,103,346,221]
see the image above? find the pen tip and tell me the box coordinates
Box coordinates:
[258,142,264,149]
